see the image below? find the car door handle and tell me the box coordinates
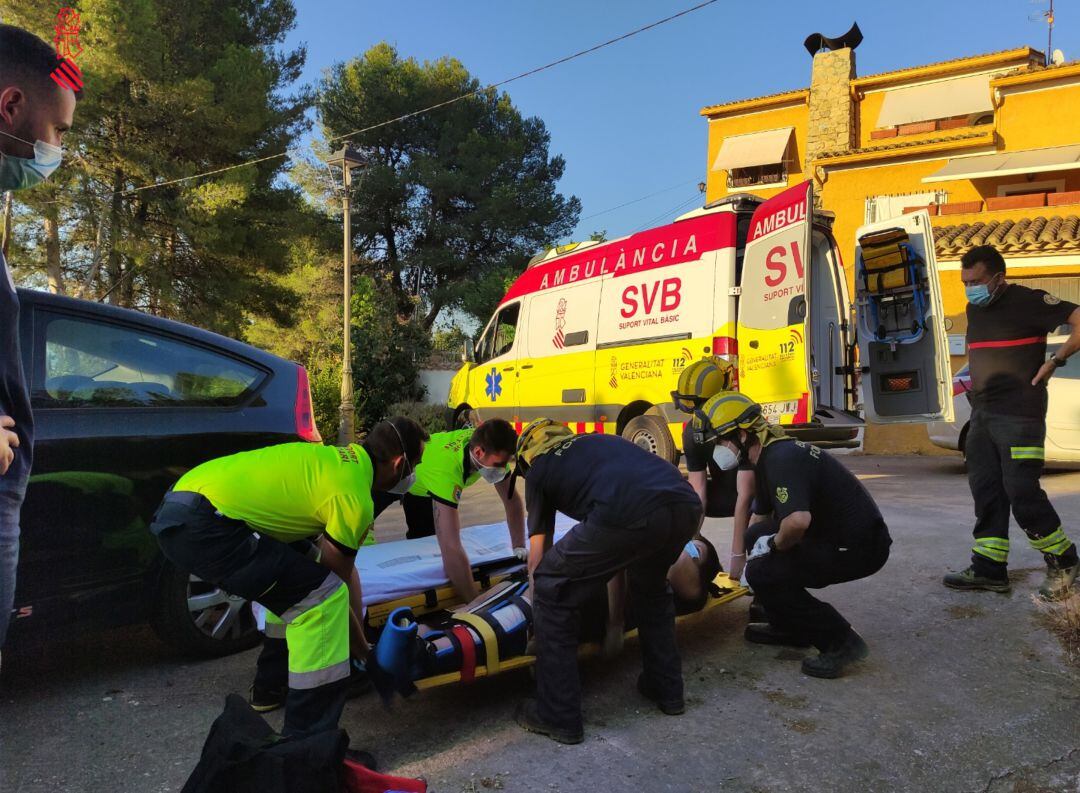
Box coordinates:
[502,366,515,372]
[520,364,534,370]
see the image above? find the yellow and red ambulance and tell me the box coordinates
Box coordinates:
[447,181,952,461]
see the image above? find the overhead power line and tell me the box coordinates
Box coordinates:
[580,179,700,222]
[86,0,724,200]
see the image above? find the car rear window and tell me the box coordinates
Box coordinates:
[37,314,266,408]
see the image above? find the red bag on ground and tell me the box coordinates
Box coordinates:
[342,757,427,793]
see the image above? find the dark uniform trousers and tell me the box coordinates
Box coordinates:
[532,500,701,734]
[745,518,891,652]
[151,492,350,738]
[255,491,438,696]
[372,490,437,539]
[966,409,1078,576]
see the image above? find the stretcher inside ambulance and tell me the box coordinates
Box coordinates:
[353,517,746,693]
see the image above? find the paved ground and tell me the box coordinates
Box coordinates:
[2,454,1079,793]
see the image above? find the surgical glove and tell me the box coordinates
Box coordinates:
[747,534,775,562]
[513,546,528,562]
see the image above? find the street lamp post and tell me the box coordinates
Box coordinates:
[324,146,366,445]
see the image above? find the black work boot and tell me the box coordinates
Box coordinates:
[943,566,1011,593]
[744,622,812,648]
[801,630,869,679]
[748,599,767,622]
[515,698,584,745]
[249,684,287,713]
[636,673,685,715]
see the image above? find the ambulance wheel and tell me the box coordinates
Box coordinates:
[622,414,678,465]
[151,563,260,658]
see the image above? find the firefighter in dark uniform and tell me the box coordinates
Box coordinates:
[511,420,702,744]
[944,244,1080,600]
[694,391,891,678]
[671,357,755,581]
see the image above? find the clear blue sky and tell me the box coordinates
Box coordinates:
[284,0,1073,243]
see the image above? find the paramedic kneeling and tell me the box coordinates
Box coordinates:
[512,420,701,744]
[693,391,890,679]
[671,356,754,580]
[150,418,427,736]
[372,418,525,603]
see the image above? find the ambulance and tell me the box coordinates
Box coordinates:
[447,181,953,462]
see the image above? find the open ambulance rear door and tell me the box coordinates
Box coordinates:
[853,210,954,424]
[737,181,814,425]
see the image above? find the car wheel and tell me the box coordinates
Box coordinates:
[151,562,260,658]
[621,414,678,465]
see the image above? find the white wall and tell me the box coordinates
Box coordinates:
[419,369,454,406]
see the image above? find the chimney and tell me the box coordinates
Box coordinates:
[805,47,857,187]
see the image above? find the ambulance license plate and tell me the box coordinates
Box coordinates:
[760,400,798,422]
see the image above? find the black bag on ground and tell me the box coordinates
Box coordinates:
[181,693,348,793]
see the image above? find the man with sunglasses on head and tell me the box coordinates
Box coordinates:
[0,23,80,672]
[149,417,428,737]
[372,418,524,603]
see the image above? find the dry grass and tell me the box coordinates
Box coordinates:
[1034,589,1080,667]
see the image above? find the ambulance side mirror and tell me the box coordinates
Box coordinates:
[462,338,476,364]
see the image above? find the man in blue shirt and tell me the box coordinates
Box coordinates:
[0,24,79,666]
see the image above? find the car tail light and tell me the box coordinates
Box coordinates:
[295,365,322,443]
[712,336,739,387]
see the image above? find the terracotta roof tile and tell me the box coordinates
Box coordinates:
[815,130,991,161]
[933,214,1080,258]
[853,46,1041,83]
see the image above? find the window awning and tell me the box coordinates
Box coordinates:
[923,144,1080,183]
[711,127,793,171]
[875,74,992,128]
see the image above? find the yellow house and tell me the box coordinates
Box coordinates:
[701,45,1080,452]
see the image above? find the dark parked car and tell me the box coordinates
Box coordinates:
[8,288,321,656]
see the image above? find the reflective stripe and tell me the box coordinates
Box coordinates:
[1010,446,1045,460]
[973,537,1010,563]
[289,659,350,690]
[1030,527,1072,556]
[454,612,501,675]
[280,571,344,623]
[264,612,286,639]
[287,582,350,689]
[968,336,1043,350]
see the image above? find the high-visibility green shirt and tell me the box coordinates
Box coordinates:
[409,429,481,508]
[174,442,375,553]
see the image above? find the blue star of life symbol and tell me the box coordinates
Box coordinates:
[485,367,502,401]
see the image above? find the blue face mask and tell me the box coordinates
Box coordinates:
[0,131,63,192]
[966,277,1002,307]
[965,284,992,306]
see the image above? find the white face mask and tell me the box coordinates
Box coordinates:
[712,444,740,471]
[386,467,416,495]
[0,130,63,192]
[471,449,508,484]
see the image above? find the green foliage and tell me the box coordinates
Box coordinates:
[312,43,580,330]
[4,0,310,335]
[432,325,468,353]
[387,401,446,436]
[308,360,342,445]
[350,273,430,431]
